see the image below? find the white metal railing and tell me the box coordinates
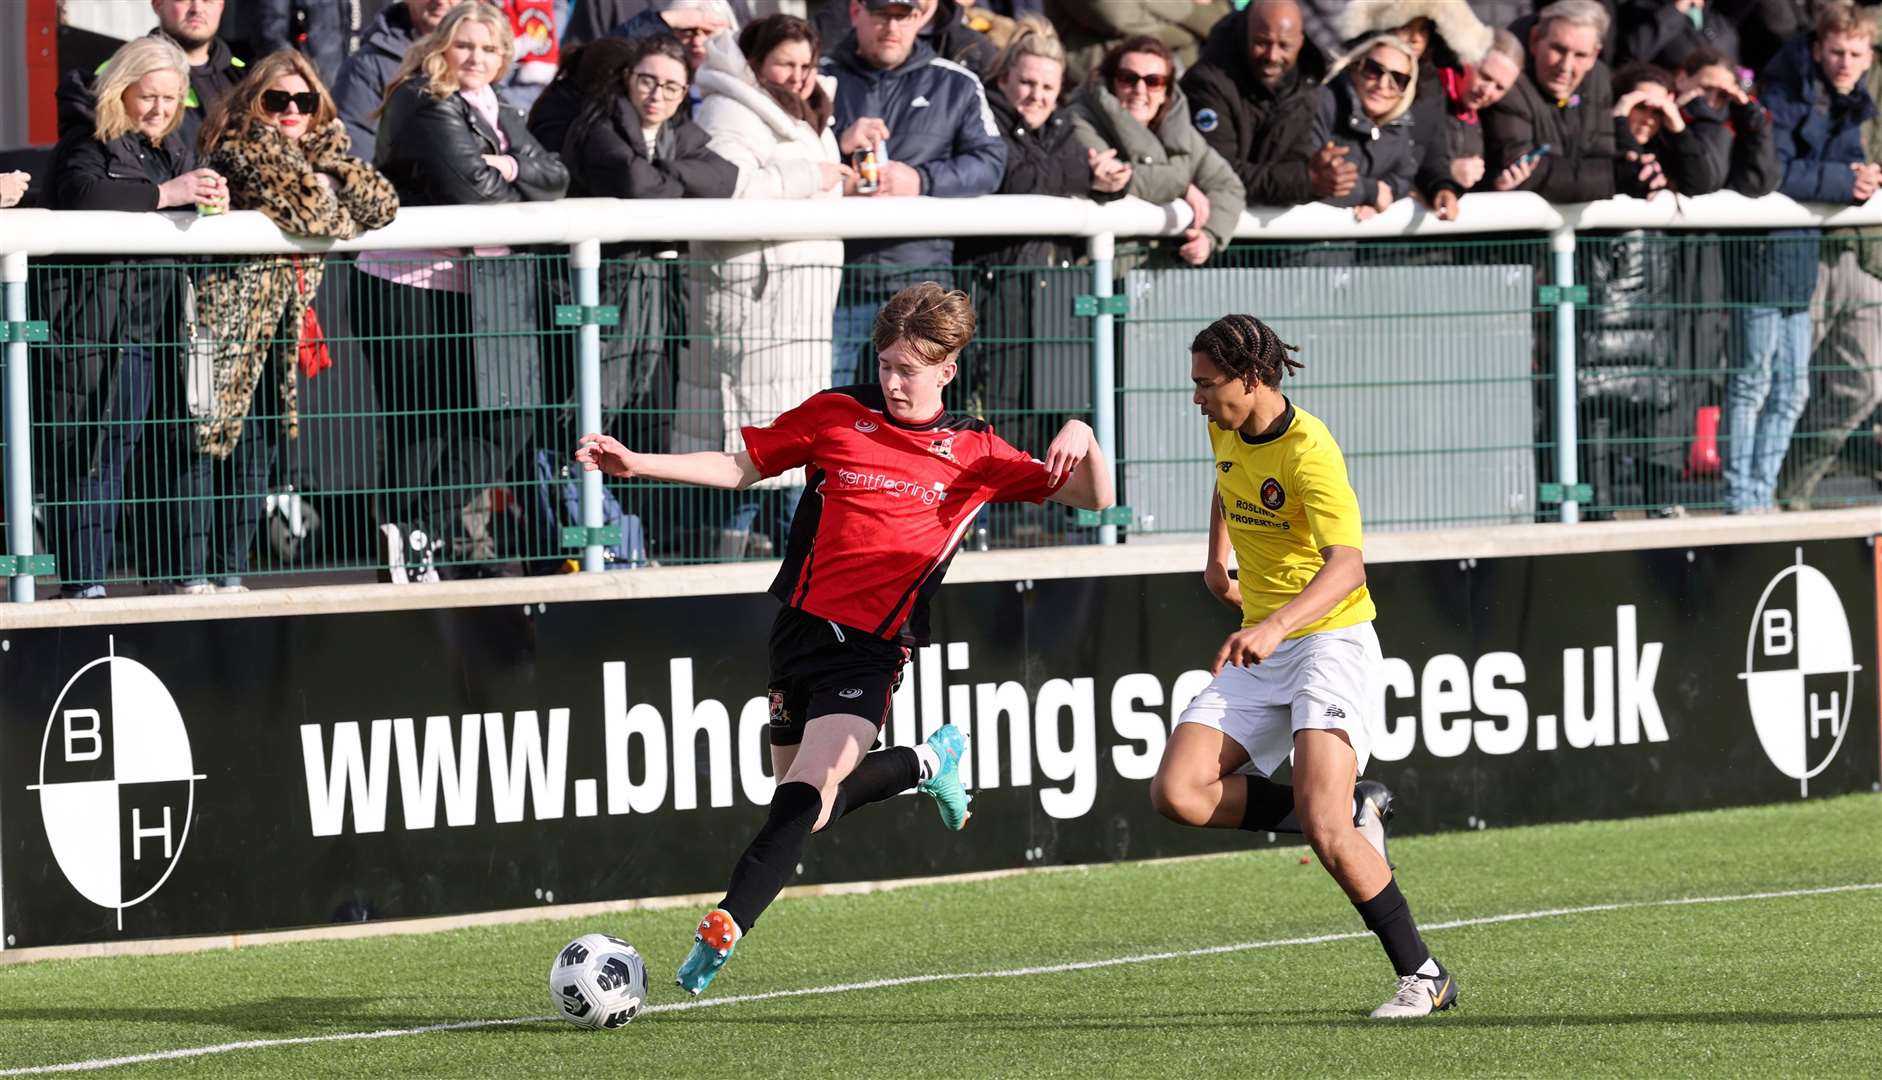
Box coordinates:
[2,190,1875,600]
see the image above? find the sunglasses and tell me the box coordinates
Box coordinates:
[261,89,321,114]
[1113,69,1169,92]
[1359,57,1412,92]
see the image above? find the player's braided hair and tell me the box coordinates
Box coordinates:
[1190,314,1303,389]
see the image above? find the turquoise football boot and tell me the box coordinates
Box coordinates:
[916,724,972,830]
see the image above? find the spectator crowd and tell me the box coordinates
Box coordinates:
[4,0,1882,592]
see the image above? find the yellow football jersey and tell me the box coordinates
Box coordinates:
[1209,399,1376,636]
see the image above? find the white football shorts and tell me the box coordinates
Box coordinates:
[1175,621,1381,778]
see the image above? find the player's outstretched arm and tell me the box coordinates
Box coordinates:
[1203,492,1242,611]
[575,433,761,490]
[1044,420,1115,511]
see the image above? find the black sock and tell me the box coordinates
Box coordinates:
[1237,776,1301,833]
[1353,878,1433,978]
[719,780,822,933]
[826,747,920,822]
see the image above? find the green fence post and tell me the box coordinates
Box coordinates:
[1550,226,1582,525]
[4,251,38,602]
[571,239,604,573]
[1088,232,1119,545]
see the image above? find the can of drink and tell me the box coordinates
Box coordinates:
[855,147,880,194]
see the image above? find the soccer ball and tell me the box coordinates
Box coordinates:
[549,933,648,1030]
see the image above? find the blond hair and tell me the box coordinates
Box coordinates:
[1327,34,1419,125]
[988,15,1065,85]
[91,36,193,144]
[873,282,977,364]
[383,1,514,105]
[1816,2,1878,42]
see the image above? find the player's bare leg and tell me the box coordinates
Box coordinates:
[1294,730,1456,1018]
[1151,722,1393,866]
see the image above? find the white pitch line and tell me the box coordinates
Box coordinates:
[3,881,1878,1076]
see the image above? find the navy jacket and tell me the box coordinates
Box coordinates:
[1749,31,1878,304]
[239,0,362,88]
[1761,30,1877,205]
[823,34,1007,271]
[333,2,418,163]
[1306,75,1419,208]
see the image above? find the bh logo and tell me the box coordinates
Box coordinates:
[1740,550,1861,796]
[28,641,203,929]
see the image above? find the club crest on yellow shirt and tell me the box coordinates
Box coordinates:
[1260,477,1285,511]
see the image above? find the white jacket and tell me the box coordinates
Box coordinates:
[676,36,844,484]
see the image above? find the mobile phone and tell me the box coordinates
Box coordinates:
[1516,143,1553,168]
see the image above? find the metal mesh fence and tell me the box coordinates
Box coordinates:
[9,230,1880,597]
[1112,236,1558,534]
[1575,230,1882,518]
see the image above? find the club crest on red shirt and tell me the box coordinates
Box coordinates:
[928,436,957,463]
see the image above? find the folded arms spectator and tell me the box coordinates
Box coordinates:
[1484,0,1618,200]
[1070,35,1246,266]
[358,1,570,582]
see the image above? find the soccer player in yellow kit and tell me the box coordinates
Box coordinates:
[1149,314,1457,1019]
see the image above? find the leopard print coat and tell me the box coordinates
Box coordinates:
[195,119,399,457]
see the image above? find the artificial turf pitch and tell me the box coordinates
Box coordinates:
[1,794,1877,1077]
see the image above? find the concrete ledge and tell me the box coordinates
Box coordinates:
[0,508,1873,630]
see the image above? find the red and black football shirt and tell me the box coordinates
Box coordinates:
[741,385,1067,645]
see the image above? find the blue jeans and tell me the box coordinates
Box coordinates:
[175,424,278,587]
[1724,306,1812,512]
[831,301,877,387]
[58,346,155,594]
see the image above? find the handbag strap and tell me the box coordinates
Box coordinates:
[294,255,307,295]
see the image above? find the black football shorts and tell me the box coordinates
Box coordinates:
[766,605,910,747]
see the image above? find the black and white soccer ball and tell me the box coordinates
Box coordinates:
[549,933,648,1030]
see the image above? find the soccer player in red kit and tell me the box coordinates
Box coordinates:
[575,282,1115,996]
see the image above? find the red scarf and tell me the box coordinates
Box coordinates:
[1443,65,1478,124]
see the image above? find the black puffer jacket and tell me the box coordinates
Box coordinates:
[1618,0,1741,68]
[558,98,738,199]
[1179,5,1328,206]
[41,98,197,472]
[1304,72,1419,208]
[1685,93,1780,196]
[1614,115,1721,196]
[374,80,570,206]
[1482,60,1618,201]
[956,82,1092,265]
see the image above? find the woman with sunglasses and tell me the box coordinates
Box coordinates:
[359,2,569,583]
[542,35,737,553]
[1305,36,1423,222]
[1068,35,1245,267]
[182,50,400,594]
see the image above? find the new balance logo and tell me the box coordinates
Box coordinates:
[1324,704,1347,719]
